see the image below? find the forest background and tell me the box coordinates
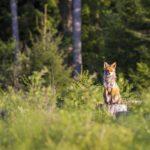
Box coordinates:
[0,0,149,149]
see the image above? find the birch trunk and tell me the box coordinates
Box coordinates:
[72,0,82,77]
[10,0,20,89]
[10,0,19,58]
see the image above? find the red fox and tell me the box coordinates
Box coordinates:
[103,62,122,105]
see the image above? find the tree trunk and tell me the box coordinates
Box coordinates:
[72,0,82,77]
[67,0,73,33]
[43,4,48,50]
[10,0,20,89]
[58,0,73,33]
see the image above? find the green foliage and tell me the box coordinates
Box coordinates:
[0,73,149,150]
[29,30,71,90]
[0,40,15,88]
[0,0,149,91]
[0,31,71,91]
[130,62,150,91]
[61,72,103,109]
[82,0,150,91]
[117,73,136,99]
[0,0,60,42]
[0,0,149,148]
[0,70,56,115]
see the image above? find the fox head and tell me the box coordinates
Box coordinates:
[104,62,116,77]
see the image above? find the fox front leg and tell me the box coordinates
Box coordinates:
[104,89,111,104]
[111,94,121,104]
[111,88,121,104]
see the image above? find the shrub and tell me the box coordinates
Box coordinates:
[0,72,149,150]
[59,72,103,109]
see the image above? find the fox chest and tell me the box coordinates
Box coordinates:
[105,87,120,96]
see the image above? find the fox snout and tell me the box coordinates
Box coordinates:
[104,70,111,75]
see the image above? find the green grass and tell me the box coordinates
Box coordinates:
[0,72,149,150]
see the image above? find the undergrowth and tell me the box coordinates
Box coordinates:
[0,70,149,150]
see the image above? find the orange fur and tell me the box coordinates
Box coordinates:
[111,87,120,96]
[103,62,122,105]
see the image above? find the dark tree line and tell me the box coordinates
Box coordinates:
[0,0,149,91]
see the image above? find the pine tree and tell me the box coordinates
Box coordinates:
[29,29,71,91]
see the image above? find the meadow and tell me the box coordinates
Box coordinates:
[0,71,149,150]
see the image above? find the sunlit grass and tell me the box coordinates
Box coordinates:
[0,72,149,150]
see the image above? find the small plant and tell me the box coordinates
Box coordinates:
[61,72,104,109]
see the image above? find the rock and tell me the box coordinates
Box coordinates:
[107,104,128,116]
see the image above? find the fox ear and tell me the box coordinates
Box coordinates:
[104,62,109,68]
[111,62,117,69]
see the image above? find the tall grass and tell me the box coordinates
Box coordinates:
[0,71,149,150]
